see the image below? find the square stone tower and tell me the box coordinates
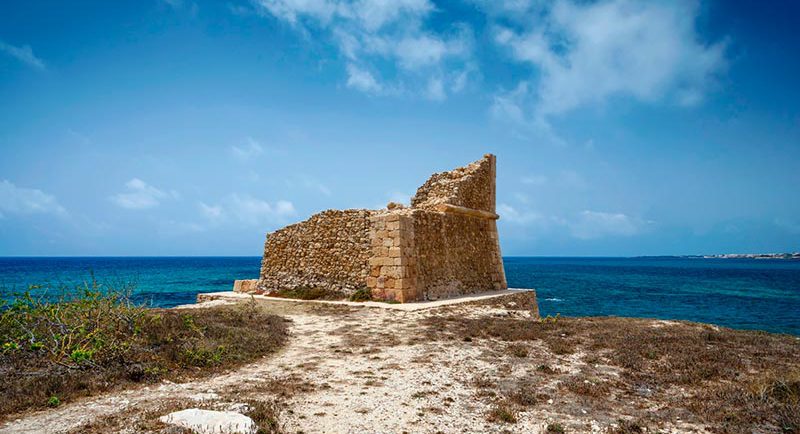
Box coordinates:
[235,154,507,302]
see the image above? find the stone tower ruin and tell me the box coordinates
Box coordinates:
[234,154,507,302]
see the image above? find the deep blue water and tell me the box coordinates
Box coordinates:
[1,256,798,335]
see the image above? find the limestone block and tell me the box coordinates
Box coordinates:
[159,409,256,434]
[232,279,258,293]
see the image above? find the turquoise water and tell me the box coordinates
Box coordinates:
[1,256,798,335]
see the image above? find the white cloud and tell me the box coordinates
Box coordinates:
[498,203,546,225]
[193,195,295,230]
[300,176,332,196]
[395,35,450,70]
[0,180,66,217]
[253,0,473,99]
[231,137,265,160]
[520,174,547,186]
[0,40,46,70]
[425,77,445,101]
[490,0,726,126]
[346,63,382,93]
[228,194,295,226]
[199,202,224,221]
[490,81,529,125]
[569,210,647,240]
[499,202,650,240]
[111,178,173,210]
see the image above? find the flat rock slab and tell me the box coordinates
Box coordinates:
[159,409,256,434]
[195,288,535,311]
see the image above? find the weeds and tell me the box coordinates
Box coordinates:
[245,400,284,434]
[486,401,517,423]
[423,313,800,433]
[0,283,288,417]
[348,287,373,302]
[266,286,347,300]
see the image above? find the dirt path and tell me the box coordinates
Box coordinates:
[0,296,713,434]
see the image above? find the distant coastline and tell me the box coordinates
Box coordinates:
[686,252,800,260]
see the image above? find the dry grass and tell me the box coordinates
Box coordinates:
[485,400,518,423]
[0,287,288,418]
[265,285,373,302]
[424,312,800,433]
[65,397,286,434]
[266,286,347,300]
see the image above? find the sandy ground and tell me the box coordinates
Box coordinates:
[0,293,709,434]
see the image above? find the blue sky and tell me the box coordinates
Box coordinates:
[0,0,798,256]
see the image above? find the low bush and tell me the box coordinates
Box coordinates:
[486,401,517,423]
[0,281,288,417]
[348,287,373,302]
[267,286,346,300]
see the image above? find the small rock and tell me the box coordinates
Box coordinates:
[159,408,256,434]
[189,392,219,402]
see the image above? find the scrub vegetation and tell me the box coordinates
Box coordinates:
[426,293,800,433]
[0,281,288,417]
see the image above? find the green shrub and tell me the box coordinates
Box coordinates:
[0,282,288,416]
[349,287,373,302]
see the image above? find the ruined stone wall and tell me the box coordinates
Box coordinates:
[412,211,505,300]
[257,209,374,294]
[243,154,508,302]
[411,155,496,213]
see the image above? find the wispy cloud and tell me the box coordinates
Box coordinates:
[253,0,474,99]
[199,202,224,221]
[488,0,726,128]
[569,210,648,240]
[498,203,546,225]
[300,176,332,197]
[499,203,651,240]
[161,0,199,15]
[0,180,66,217]
[0,40,46,70]
[111,178,176,210]
[346,63,383,94]
[520,174,547,186]
[199,194,295,226]
[230,137,265,161]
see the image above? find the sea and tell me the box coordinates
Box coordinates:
[0,256,798,335]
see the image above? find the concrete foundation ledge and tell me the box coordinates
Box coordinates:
[197,288,536,312]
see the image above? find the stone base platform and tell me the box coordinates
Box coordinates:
[196,288,536,312]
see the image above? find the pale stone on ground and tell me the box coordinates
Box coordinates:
[159,409,255,434]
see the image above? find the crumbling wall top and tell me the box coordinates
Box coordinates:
[410,154,496,213]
